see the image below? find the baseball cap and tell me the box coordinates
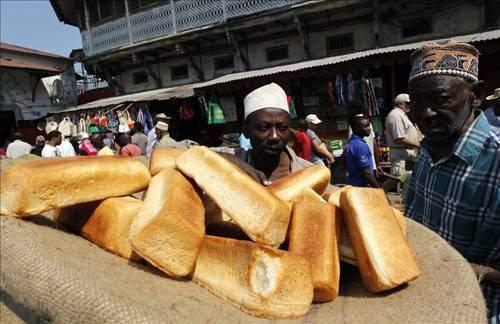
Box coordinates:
[305,114,322,125]
[394,93,410,104]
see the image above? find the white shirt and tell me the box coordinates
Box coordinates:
[146,127,157,156]
[41,144,59,158]
[57,140,76,157]
[6,140,32,159]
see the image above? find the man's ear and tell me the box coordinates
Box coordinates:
[471,80,486,108]
[242,120,250,138]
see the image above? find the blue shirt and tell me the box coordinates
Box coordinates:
[239,133,252,151]
[345,135,374,187]
[406,113,500,313]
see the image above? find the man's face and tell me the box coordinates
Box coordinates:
[244,108,290,158]
[55,135,63,146]
[358,118,371,137]
[409,75,473,142]
[307,122,318,131]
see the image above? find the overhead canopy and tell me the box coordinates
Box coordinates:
[55,83,198,113]
[194,29,500,88]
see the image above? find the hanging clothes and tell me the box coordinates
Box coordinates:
[287,96,298,119]
[179,101,195,121]
[327,80,336,110]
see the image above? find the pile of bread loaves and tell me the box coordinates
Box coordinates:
[0,146,420,319]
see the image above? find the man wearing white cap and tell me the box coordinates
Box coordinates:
[146,113,170,156]
[155,121,176,146]
[305,114,334,166]
[385,93,420,176]
[218,83,311,184]
[484,88,500,128]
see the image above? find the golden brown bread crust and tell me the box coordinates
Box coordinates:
[192,235,314,318]
[288,202,340,302]
[326,187,408,266]
[176,146,291,247]
[54,197,142,261]
[149,147,186,176]
[0,156,151,217]
[268,165,331,203]
[129,167,205,277]
[339,187,420,292]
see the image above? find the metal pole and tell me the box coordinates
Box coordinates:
[222,0,228,22]
[171,0,177,33]
[124,0,134,44]
[83,0,94,55]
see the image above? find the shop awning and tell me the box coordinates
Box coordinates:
[55,83,198,113]
[194,29,500,88]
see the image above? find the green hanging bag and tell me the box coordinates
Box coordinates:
[207,95,226,125]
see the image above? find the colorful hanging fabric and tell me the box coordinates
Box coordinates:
[335,75,345,106]
[179,101,195,121]
[287,96,297,119]
[327,80,336,110]
[207,95,225,125]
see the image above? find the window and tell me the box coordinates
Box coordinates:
[402,17,433,38]
[132,71,148,85]
[266,45,289,62]
[214,55,234,70]
[326,33,354,54]
[87,0,126,24]
[171,64,189,81]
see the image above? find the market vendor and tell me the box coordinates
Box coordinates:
[405,40,499,322]
[217,83,311,185]
[146,113,170,156]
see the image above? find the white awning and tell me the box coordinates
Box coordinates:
[194,29,500,88]
[55,83,198,113]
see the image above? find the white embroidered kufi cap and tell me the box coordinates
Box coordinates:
[243,83,289,119]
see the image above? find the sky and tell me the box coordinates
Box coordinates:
[0,0,82,57]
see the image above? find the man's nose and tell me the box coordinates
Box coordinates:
[268,127,279,141]
[419,106,437,119]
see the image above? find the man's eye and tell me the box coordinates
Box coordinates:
[279,126,289,132]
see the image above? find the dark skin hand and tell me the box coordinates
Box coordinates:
[243,108,291,179]
[409,75,482,162]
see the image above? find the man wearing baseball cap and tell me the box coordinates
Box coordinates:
[484,88,500,128]
[217,83,311,184]
[305,113,334,166]
[385,93,420,176]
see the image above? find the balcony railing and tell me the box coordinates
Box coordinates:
[82,0,305,56]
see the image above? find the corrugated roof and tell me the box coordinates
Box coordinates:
[55,83,198,113]
[0,42,72,60]
[195,29,500,88]
[0,58,62,73]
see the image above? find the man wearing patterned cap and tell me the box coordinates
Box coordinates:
[405,40,499,322]
[217,83,311,184]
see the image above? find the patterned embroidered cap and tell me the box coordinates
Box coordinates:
[409,40,479,82]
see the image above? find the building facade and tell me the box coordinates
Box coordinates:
[51,0,499,95]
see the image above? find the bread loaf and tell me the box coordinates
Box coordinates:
[176,146,291,246]
[192,235,313,318]
[326,187,408,265]
[129,167,205,277]
[339,187,420,292]
[149,147,186,176]
[54,197,142,261]
[268,165,330,203]
[0,156,150,217]
[288,202,340,302]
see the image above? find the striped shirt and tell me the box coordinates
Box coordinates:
[406,112,500,319]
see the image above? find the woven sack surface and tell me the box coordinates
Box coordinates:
[0,214,486,324]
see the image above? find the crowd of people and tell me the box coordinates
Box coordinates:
[0,40,498,322]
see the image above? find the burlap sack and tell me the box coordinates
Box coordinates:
[0,215,486,323]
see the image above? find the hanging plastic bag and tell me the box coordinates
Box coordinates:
[207,95,225,125]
